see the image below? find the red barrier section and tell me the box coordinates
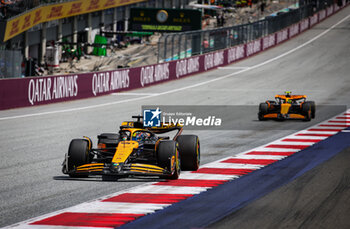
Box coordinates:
[0,3,347,110]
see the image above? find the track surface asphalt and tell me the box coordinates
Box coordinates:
[209,146,350,229]
[1,6,349,227]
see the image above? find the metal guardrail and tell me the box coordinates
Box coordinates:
[157,0,334,63]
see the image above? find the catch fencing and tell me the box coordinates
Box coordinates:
[0,50,22,78]
[158,0,336,62]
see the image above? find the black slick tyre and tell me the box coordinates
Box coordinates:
[67,139,91,178]
[176,135,200,171]
[307,101,316,118]
[302,103,311,121]
[157,140,180,180]
[258,102,268,121]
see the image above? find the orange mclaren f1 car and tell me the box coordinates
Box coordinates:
[258,91,315,121]
[62,116,200,180]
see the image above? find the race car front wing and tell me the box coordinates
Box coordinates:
[63,162,172,177]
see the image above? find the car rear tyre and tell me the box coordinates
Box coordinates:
[307,101,316,118]
[302,103,311,121]
[67,139,92,178]
[157,140,180,180]
[176,135,200,171]
[258,103,268,121]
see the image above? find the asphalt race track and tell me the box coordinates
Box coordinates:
[209,146,350,229]
[1,6,349,227]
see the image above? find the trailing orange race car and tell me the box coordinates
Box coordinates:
[62,116,200,180]
[258,91,316,121]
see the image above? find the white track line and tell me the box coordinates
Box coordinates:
[218,66,251,70]
[67,202,169,214]
[249,147,300,152]
[112,92,160,96]
[269,140,315,146]
[283,135,327,140]
[1,13,349,121]
[125,185,208,195]
[179,173,239,180]
[312,125,348,129]
[200,163,264,169]
[233,154,287,160]
[301,130,339,135]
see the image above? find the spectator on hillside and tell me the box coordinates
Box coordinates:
[0,0,24,19]
[0,0,10,19]
[216,12,225,27]
[260,1,266,13]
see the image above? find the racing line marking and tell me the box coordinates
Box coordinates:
[0,13,349,121]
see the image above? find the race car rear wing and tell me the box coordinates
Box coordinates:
[275,95,307,100]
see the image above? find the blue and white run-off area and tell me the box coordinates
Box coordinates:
[1,2,350,229]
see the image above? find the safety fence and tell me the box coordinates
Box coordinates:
[0,50,22,79]
[158,0,340,62]
[0,1,348,110]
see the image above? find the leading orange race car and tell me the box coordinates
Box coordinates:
[258,91,316,121]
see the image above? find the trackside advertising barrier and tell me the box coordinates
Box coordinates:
[0,2,348,110]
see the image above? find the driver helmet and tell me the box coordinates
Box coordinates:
[119,130,130,141]
[285,91,292,97]
[136,132,144,141]
[132,132,145,142]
